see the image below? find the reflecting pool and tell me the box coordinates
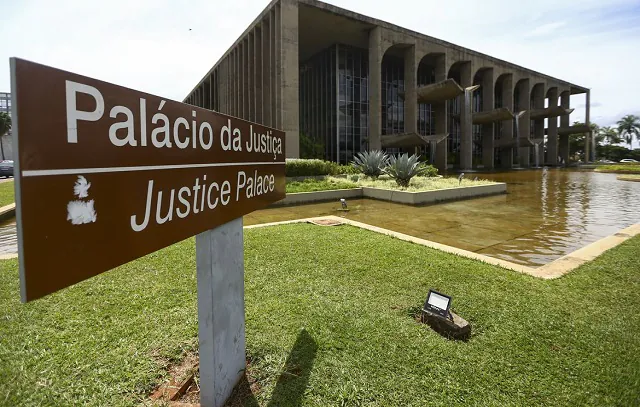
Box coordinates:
[245,169,640,266]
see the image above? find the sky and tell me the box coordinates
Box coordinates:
[2,0,640,147]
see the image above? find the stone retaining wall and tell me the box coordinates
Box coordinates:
[272,183,507,206]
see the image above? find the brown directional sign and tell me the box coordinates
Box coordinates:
[10,58,286,302]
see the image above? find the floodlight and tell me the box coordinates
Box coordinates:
[423,289,452,319]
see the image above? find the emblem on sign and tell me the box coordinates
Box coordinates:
[66,175,97,225]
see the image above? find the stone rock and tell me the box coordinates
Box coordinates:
[421,309,471,341]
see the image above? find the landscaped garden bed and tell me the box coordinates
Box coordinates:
[1,224,638,405]
[278,175,506,206]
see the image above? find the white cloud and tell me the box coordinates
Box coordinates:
[2,0,639,147]
[525,21,566,38]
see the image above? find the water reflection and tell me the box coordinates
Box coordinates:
[0,220,17,255]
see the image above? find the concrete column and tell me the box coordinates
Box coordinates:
[255,27,263,124]
[434,54,448,172]
[270,9,277,128]
[586,89,592,161]
[481,69,495,169]
[559,92,570,164]
[404,45,418,152]
[235,48,240,117]
[262,17,272,127]
[500,75,514,168]
[219,59,228,114]
[516,80,531,167]
[547,88,559,166]
[196,218,246,407]
[209,68,218,111]
[368,27,383,151]
[459,62,473,170]
[243,39,250,120]
[248,32,254,122]
[533,84,545,167]
[280,0,299,158]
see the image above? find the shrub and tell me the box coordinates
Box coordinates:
[384,153,426,187]
[285,159,338,177]
[352,150,389,179]
[333,164,360,175]
[419,163,439,177]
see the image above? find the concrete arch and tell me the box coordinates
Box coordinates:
[531,82,546,109]
[377,26,417,58]
[447,60,473,87]
[546,86,559,98]
[416,52,445,84]
[473,66,493,84]
[514,77,530,93]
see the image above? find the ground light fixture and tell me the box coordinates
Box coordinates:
[422,289,452,319]
[421,289,471,340]
[337,198,349,212]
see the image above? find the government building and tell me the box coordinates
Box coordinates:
[184,0,591,172]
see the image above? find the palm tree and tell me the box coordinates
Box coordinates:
[0,112,11,161]
[616,114,640,149]
[599,126,622,145]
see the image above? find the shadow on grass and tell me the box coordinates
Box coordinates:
[267,329,318,407]
[225,329,318,407]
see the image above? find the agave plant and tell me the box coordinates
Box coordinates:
[384,153,426,187]
[352,150,389,179]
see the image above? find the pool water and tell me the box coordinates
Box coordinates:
[244,169,640,267]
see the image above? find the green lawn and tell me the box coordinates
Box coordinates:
[0,180,14,207]
[286,178,358,193]
[617,174,640,182]
[1,224,639,406]
[595,164,640,174]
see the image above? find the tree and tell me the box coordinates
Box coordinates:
[599,126,622,145]
[616,114,640,149]
[0,112,11,161]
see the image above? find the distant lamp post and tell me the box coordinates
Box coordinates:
[337,198,349,212]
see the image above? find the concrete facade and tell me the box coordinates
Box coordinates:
[185,0,589,171]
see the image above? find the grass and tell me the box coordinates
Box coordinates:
[286,178,358,193]
[286,176,495,194]
[617,174,640,182]
[595,164,640,174]
[1,224,639,406]
[0,180,14,207]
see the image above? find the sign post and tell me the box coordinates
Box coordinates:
[196,218,246,406]
[11,58,285,406]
